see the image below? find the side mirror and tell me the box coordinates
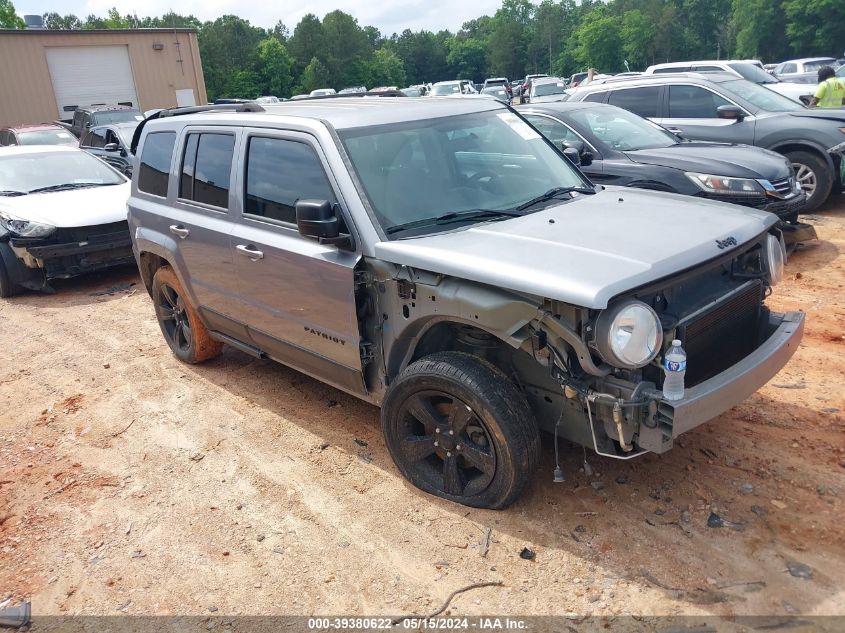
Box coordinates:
[717,105,746,120]
[562,147,581,166]
[580,151,594,167]
[104,143,120,152]
[296,199,348,246]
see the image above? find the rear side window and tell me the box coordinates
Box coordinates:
[244,137,335,224]
[582,91,608,103]
[608,87,661,118]
[138,131,176,197]
[179,133,235,209]
[667,85,731,118]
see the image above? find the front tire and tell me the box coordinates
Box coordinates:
[152,265,222,364]
[786,150,832,212]
[0,246,22,298]
[382,352,540,509]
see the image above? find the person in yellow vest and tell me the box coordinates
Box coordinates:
[809,66,845,108]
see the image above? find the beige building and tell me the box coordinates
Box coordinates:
[0,28,207,127]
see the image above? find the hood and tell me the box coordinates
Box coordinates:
[0,182,130,228]
[374,187,776,309]
[786,109,845,124]
[625,143,790,179]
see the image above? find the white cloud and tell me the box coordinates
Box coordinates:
[14,0,500,35]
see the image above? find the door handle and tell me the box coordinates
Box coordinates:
[169,224,189,239]
[236,244,264,260]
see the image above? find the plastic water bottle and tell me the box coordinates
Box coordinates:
[662,339,686,401]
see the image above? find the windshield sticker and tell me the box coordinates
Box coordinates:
[57,132,72,138]
[135,115,144,120]
[497,112,541,141]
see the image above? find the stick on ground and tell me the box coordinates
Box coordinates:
[392,581,504,625]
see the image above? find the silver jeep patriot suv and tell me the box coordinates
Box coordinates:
[128,98,804,509]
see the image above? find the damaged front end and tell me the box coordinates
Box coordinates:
[1,221,134,291]
[530,229,804,459]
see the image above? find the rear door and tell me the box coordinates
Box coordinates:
[227,129,365,395]
[656,84,756,143]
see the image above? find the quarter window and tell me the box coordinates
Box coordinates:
[179,132,235,209]
[607,87,661,118]
[138,131,176,197]
[583,91,608,103]
[523,115,580,147]
[244,137,335,224]
[667,85,731,118]
[83,128,107,148]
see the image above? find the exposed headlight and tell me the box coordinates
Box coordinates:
[685,172,764,196]
[594,300,663,369]
[765,234,785,286]
[0,212,55,238]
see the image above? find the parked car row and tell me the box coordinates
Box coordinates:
[0,95,825,509]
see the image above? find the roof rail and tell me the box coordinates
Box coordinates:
[130,102,265,155]
[290,90,408,101]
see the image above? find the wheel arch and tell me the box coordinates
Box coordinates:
[767,140,834,171]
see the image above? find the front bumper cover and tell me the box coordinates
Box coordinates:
[636,310,804,453]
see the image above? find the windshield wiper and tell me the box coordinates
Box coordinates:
[386,209,523,235]
[28,182,105,194]
[0,190,26,197]
[515,186,594,211]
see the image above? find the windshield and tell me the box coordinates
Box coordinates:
[340,110,590,237]
[18,129,77,145]
[567,106,677,151]
[534,82,567,97]
[722,78,805,112]
[0,150,124,193]
[432,83,461,96]
[728,62,778,84]
[93,110,142,125]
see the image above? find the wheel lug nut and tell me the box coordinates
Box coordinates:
[435,428,440,434]
[448,430,454,436]
[456,444,461,450]
[446,452,452,457]
[433,441,439,447]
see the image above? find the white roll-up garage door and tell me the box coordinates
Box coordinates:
[46,45,140,118]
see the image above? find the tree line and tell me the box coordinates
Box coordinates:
[0,0,842,100]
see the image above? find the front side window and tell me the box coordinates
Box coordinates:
[780,63,796,74]
[566,106,677,151]
[138,131,176,197]
[667,85,731,118]
[82,128,107,148]
[244,137,335,225]
[607,87,661,118]
[340,109,591,237]
[179,133,235,209]
[523,115,581,147]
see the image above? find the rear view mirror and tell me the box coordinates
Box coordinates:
[296,199,349,246]
[717,105,746,120]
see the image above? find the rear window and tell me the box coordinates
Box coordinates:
[138,131,176,197]
[607,87,661,118]
[179,132,235,209]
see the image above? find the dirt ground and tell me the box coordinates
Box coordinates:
[1,196,844,624]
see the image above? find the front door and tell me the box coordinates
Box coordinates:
[228,130,364,395]
[656,84,756,144]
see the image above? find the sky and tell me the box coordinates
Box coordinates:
[13,0,503,35]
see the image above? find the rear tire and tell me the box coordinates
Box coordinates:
[786,150,832,212]
[382,351,540,509]
[152,265,222,364]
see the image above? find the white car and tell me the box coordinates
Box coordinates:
[430,80,477,96]
[0,146,132,296]
[309,88,337,97]
[773,57,839,81]
[644,60,814,104]
[526,77,568,103]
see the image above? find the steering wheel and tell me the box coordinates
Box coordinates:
[469,170,501,188]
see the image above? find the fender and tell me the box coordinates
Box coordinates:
[132,226,201,310]
[765,138,835,170]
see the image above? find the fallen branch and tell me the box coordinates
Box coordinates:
[111,419,135,437]
[717,580,766,590]
[392,581,504,625]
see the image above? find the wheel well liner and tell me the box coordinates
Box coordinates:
[139,251,168,296]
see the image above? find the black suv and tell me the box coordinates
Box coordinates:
[67,105,142,139]
[567,72,845,211]
[79,122,139,176]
